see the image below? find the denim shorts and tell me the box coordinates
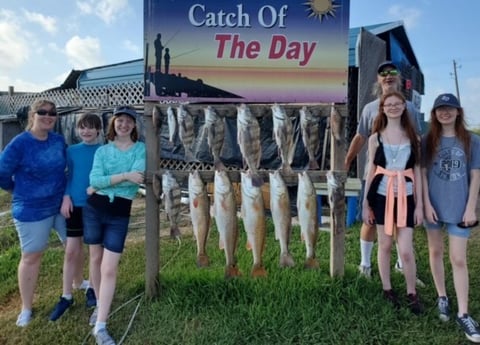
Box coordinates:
[14,214,67,253]
[425,221,471,238]
[82,202,130,253]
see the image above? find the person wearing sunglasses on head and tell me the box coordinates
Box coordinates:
[422,93,480,343]
[345,61,423,281]
[0,99,67,327]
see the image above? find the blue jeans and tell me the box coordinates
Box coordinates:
[82,202,130,253]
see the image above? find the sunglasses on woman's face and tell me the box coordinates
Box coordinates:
[36,109,57,116]
[378,69,399,77]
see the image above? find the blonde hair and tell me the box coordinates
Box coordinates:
[25,99,56,130]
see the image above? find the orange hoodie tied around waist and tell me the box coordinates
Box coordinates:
[373,166,415,235]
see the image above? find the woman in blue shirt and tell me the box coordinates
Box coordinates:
[0,99,66,327]
[83,106,145,345]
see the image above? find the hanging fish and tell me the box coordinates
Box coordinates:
[162,170,182,239]
[237,104,263,187]
[214,169,242,278]
[241,171,267,277]
[269,170,295,268]
[296,171,319,269]
[299,106,320,170]
[330,103,345,146]
[189,170,210,267]
[271,104,295,174]
[204,106,225,169]
[152,105,162,133]
[167,106,177,145]
[177,104,195,161]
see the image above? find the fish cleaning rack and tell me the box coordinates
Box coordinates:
[142,102,349,297]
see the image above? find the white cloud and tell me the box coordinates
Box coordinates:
[76,1,93,14]
[65,35,104,69]
[76,0,128,24]
[387,6,421,30]
[123,39,140,54]
[23,10,57,34]
[0,10,30,71]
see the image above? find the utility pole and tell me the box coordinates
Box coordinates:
[453,59,461,103]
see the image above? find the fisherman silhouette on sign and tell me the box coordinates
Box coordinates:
[164,48,170,75]
[154,33,164,73]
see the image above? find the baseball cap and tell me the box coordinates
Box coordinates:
[377,61,398,74]
[433,93,460,109]
[113,106,137,122]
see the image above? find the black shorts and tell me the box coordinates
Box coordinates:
[66,206,84,237]
[370,194,415,228]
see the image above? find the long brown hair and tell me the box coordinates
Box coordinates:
[424,105,470,167]
[106,114,139,142]
[372,91,419,162]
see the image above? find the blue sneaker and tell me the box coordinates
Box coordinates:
[49,296,73,321]
[456,314,480,343]
[85,287,97,308]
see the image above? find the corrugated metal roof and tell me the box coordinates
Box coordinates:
[77,59,143,88]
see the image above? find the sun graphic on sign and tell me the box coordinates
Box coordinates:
[304,0,341,22]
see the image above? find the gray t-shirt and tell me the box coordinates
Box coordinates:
[422,134,480,223]
[357,99,422,178]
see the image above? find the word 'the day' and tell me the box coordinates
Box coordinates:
[215,34,317,67]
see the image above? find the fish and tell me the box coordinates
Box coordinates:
[326,170,346,235]
[296,171,319,269]
[177,104,195,161]
[214,169,242,278]
[153,105,162,133]
[204,106,225,169]
[241,171,267,277]
[330,103,345,146]
[167,106,177,145]
[271,104,295,173]
[189,170,210,267]
[237,104,263,187]
[299,106,320,170]
[162,170,182,239]
[269,170,295,268]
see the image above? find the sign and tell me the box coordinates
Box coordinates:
[144,0,350,103]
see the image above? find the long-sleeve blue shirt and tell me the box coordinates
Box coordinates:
[90,141,145,202]
[0,131,66,221]
[65,142,101,206]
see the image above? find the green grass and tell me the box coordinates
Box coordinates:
[0,197,479,344]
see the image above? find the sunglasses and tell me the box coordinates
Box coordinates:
[37,109,58,116]
[378,69,399,77]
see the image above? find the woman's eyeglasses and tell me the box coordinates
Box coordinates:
[36,109,57,116]
[383,102,405,109]
[378,69,399,77]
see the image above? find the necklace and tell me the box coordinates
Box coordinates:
[383,135,401,163]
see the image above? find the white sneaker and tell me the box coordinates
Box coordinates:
[16,310,32,327]
[73,279,89,290]
[93,328,116,345]
[394,262,426,288]
[358,265,371,278]
[394,261,403,273]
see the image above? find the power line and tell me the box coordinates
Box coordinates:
[452,59,461,103]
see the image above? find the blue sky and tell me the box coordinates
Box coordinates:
[0,0,479,127]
